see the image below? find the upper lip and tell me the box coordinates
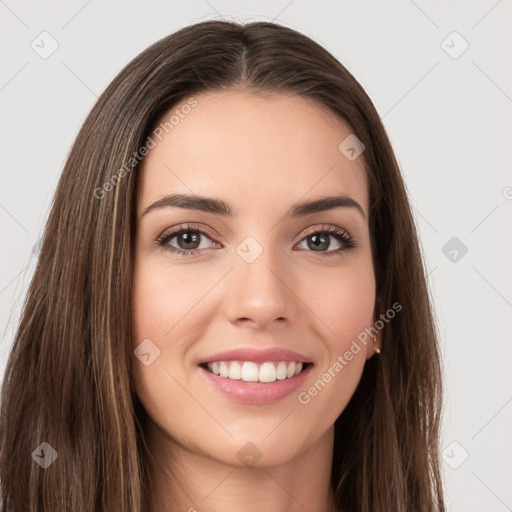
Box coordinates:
[199,347,312,365]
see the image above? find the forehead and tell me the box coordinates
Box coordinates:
[137,91,369,217]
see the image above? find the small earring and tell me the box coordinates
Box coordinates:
[371,335,380,354]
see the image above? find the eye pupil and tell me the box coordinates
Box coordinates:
[179,232,200,249]
[308,234,329,251]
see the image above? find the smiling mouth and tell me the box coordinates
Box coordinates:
[199,360,311,383]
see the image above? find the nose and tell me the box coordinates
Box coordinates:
[222,247,300,330]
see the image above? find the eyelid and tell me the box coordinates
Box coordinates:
[300,224,352,239]
[156,223,217,244]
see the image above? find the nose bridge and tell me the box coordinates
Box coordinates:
[223,234,297,326]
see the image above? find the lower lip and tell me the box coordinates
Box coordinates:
[199,364,313,404]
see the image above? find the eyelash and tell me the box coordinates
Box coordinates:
[155,223,357,257]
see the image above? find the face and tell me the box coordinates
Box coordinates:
[131,91,377,468]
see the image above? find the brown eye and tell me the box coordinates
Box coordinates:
[157,225,218,256]
[296,226,356,256]
[172,231,202,250]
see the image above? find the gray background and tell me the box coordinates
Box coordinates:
[1,1,511,510]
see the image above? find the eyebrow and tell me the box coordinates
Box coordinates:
[142,193,366,220]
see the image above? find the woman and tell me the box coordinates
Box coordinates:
[0,19,445,512]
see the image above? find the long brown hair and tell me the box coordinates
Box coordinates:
[0,20,445,511]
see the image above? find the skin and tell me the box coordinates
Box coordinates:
[132,91,380,512]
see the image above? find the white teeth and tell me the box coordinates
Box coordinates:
[219,361,229,378]
[205,360,307,383]
[241,362,259,382]
[228,361,241,380]
[276,361,287,380]
[259,362,277,382]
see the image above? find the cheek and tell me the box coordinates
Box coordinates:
[131,259,207,347]
[297,269,375,430]
[130,260,202,438]
[130,257,222,413]
[292,261,375,417]
[130,260,186,398]
[301,259,376,348]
